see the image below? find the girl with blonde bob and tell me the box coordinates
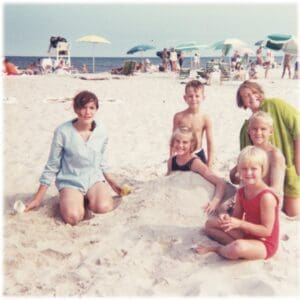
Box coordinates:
[167,127,228,215]
[195,146,280,260]
[230,111,285,205]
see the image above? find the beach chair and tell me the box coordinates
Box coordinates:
[121,61,137,75]
[179,68,191,79]
[219,62,232,83]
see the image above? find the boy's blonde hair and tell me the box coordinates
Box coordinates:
[185,80,205,94]
[170,127,198,153]
[237,146,269,177]
[248,111,274,128]
[236,80,265,109]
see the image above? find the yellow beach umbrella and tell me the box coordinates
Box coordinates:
[76,35,110,73]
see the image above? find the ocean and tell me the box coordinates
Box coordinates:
[6,55,283,73]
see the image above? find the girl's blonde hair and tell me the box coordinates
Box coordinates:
[236,80,265,109]
[248,111,274,128]
[237,146,269,177]
[170,126,197,153]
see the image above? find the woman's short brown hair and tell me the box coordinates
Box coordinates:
[73,91,99,111]
[236,80,265,109]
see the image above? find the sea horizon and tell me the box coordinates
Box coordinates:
[6,54,284,74]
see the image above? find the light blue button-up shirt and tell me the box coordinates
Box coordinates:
[39,119,110,194]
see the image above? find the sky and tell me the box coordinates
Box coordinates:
[2,0,299,57]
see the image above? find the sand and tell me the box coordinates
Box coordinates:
[2,66,300,297]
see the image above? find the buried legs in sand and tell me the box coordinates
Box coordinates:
[59,182,119,225]
[194,216,267,260]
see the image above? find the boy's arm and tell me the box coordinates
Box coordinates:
[170,114,179,156]
[204,115,214,168]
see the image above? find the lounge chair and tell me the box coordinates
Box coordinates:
[122,61,136,75]
[179,68,191,79]
[219,62,232,83]
[111,61,136,76]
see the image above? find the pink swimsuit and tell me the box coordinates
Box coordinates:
[237,188,280,259]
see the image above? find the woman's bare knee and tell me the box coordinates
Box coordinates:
[89,197,115,214]
[62,212,83,225]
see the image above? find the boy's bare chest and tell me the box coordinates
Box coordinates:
[178,115,205,131]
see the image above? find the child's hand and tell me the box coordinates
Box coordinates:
[219,216,242,232]
[109,181,122,195]
[25,198,42,212]
[203,199,218,215]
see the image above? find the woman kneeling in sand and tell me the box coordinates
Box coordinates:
[25,90,123,225]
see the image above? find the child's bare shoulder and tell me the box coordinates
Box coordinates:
[173,109,189,120]
[269,147,285,164]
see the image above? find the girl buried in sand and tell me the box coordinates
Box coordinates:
[167,127,230,215]
[195,146,280,260]
[25,90,123,225]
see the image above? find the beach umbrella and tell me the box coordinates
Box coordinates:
[267,34,298,55]
[255,39,283,51]
[210,38,246,56]
[127,44,155,62]
[76,34,110,73]
[267,33,293,42]
[175,42,208,52]
[255,40,266,47]
[281,37,299,55]
[256,34,298,55]
[127,44,155,55]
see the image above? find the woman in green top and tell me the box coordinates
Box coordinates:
[235,80,300,217]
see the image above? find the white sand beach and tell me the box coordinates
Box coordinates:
[2,67,300,297]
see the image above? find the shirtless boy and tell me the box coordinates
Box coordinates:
[171,80,214,168]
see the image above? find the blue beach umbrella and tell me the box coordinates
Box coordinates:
[126,44,155,55]
[175,42,208,52]
[267,33,293,42]
[127,44,155,62]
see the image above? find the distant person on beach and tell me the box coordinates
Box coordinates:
[3,58,23,75]
[195,146,280,260]
[161,48,169,71]
[263,49,273,78]
[167,127,227,215]
[169,48,178,72]
[178,51,184,69]
[293,59,299,79]
[25,91,123,225]
[230,111,285,204]
[81,64,89,73]
[281,53,292,79]
[248,62,258,79]
[236,80,300,217]
[171,80,214,168]
[232,62,245,81]
[256,46,263,65]
[192,53,200,69]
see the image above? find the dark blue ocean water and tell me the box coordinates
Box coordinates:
[6,55,283,73]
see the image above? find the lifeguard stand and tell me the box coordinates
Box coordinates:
[55,42,71,66]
